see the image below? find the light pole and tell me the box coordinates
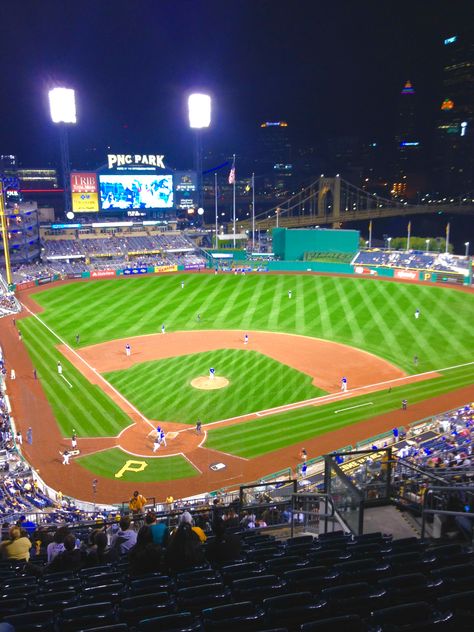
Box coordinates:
[188,93,211,213]
[425,239,430,252]
[49,88,76,217]
[465,242,470,257]
[387,237,392,251]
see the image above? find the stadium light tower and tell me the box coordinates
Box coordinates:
[425,238,430,252]
[465,241,470,257]
[188,93,211,213]
[49,87,77,217]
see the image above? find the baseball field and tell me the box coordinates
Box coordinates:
[9,272,474,502]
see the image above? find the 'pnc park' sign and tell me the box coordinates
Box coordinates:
[107,154,165,169]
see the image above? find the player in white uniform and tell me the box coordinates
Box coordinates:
[341,377,348,392]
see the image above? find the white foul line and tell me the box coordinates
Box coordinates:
[60,374,73,389]
[334,402,373,414]
[21,303,156,433]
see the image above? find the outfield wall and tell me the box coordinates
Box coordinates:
[272,227,360,260]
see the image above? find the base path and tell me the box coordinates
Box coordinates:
[4,313,467,505]
[65,329,408,393]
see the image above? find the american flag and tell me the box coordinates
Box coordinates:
[228,159,236,185]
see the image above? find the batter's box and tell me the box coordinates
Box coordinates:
[167,432,179,440]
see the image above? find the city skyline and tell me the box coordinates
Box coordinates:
[1,0,473,177]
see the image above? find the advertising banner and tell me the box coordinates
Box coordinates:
[90,269,116,279]
[16,280,35,291]
[67,273,84,279]
[71,172,99,213]
[154,265,178,274]
[184,264,205,270]
[37,276,53,286]
[354,266,378,276]
[121,267,148,275]
[394,269,417,280]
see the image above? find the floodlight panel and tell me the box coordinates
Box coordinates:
[188,93,211,128]
[49,88,77,124]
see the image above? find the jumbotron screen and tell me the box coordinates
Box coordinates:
[98,174,174,210]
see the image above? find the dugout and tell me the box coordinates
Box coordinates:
[272,227,359,261]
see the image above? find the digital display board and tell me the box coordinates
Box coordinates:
[99,174,174,210]
[71,172,99,212]
[174,171,197,210]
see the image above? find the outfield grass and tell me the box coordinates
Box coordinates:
[104,349,325,424]
[30,274,474,373]
[20,316,132,438]
[19,274,474,461]
[205,363,474,458]
[77,448,198,482]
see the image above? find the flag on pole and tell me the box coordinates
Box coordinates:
[228,157,236,184]
[407,221,411,251]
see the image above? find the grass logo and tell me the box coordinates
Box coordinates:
[115,460,148,478]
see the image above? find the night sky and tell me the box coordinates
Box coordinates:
[1,0,473,170]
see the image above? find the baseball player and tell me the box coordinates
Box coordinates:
[125,343,131,357]
[244,334,249,345]
[300,448,307,462]
[160,429,167,447]
[57,361,63,375]
[288,290,292,299]
[71,433,77,450]
[209,367,215,380]
[61,450,70,465]
[10,368,15,380]
[301,462,308,478]
[181,280,185,289]
[415,309,420,319]
[414,355,419,366]
[161,324,166,334]
[341,376,348,392]
[196,419,202,434]
[153,436,161,452]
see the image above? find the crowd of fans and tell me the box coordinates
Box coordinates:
[354,249,470,273]
[42,233,196,260]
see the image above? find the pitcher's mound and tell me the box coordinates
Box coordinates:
[191,376,229,390]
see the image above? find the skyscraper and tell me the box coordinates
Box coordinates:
[392,80,422,198]
[433,29,474,193]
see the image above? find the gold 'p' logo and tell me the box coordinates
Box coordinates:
[114,460,148,478]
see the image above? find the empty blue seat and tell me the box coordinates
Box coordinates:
[283,566,339,594]
[232,574,288,602]
[137,611,200,632]
[370,601,452,631]
[301,614,367,631]
[129,574,173,595]
[263,591,329,628]
[222,562,265,583]
[119,591,175,625]
[176,582,232,614]
[32,589,78,612]
[378,573,443,605]
[202,601,265,631]
[60,601,117,632]
[4,609,56,632]
[321,581,386,617]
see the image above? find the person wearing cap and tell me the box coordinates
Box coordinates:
[129,490,147,515]
[178,511,207,543]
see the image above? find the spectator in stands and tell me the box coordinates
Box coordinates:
[84,530,119,567]
[206,518,241,564]
[165,522,205,573]
[145,510,169,546]
[178,510,207,543]
[128,525,163,576]
[0,525,32,561]
[129,490,147,516]
[47,525,70,562]
[45,533,84,573]
[110,516,138,555]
